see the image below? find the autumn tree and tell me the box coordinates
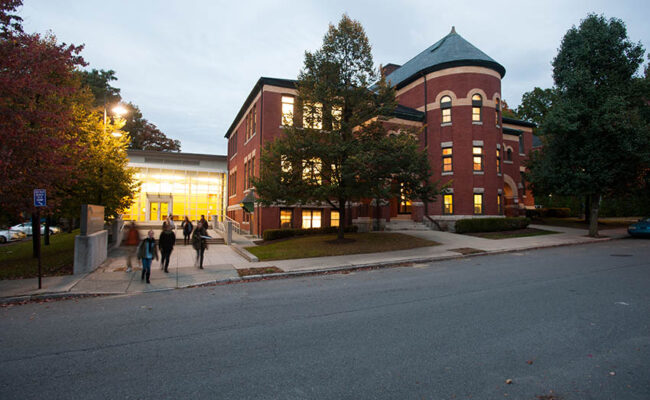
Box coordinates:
[253,15,438,239]
[526,14,649,237]
[0,0,86,217]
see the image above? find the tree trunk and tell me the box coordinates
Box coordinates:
[584,195,591,223]
[32,213,39,258]
[373,197,381,231]
[588,194,600,237]
[44,215,50,245]
[338,198,346,240]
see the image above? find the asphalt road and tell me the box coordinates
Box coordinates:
[1,239,649,399]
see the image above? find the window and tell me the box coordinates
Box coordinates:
[282,96,294,126]
[442,147,453,172]
[229,171,236,196]
[331,105,342,130]
[330,210,340,227]
[302,209,322,229]
[473,194,483,214]
[440,95,452,124]
[244,157,255,189]
[473,146,483,171]
[495,98,501,126]
[443,194,453,215]
[506,148,512,161]
[229,132,238,156]
[245,106,256,142]
[303,102,323,129]
[280,209,293,228]
[472,94,482,122]
[496,148,501,174]
[302,158,322,184]
[243,211,250,223]
[497,194,503,215]
[519,135,525,155]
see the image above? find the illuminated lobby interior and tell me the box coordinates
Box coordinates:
[123,150,228,223]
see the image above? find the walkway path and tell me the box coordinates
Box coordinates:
[0,224,630,302]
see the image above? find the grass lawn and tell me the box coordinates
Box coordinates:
[533,217,637,229]
[245,232,439,261]
[467,228,559,240]
[0,230,78,280]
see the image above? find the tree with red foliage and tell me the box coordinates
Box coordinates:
[0,0,86,216]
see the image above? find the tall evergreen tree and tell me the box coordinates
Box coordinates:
[253,15,438,239]
[526,14,649,236]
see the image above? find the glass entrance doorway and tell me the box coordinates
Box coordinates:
[398,184,412,214]
[149,202,169,221]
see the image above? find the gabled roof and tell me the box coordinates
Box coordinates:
[385,27,506,89]
[225,77,296,139]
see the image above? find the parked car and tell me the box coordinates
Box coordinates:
[10,223,61,236]
[0,229,26,243]
[627,217,650,238]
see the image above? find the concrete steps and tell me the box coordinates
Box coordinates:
[384,219,431,231]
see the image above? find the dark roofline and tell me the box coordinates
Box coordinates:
[390,59,506,90]
[503,126,523,136]
[225,77,297,139]
[502,116,536,128]
[127,149,227,162]
[393,104,425,122]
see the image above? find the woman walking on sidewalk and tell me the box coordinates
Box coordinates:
[181,216,193,245]
[137,230,159,284]
[191,221,209,269]
[158,222,176,273]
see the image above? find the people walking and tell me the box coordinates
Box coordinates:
[181,216,193,245]
[191,221,209,269]
[166,214,176,230]
[158,222,175,273]
[137,230,159,284]
[199,214,207,229]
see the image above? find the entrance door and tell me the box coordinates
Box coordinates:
[398,184,412,214]
[150,202,159,221]
[160,202,169,220]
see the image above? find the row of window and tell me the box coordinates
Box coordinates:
[281,209,340,229]
[282,96,342,129]
[441,144,527,175]
[442,193,503,215]
[244,156,255,190]
[441,94,501,125]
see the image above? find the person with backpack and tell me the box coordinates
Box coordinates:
[137,230,159,284]
[191,221,209,269]
[181,216,193,245]
[158,222,176,273]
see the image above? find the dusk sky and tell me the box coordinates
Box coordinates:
[20,0,650,155]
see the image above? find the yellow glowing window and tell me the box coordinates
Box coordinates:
[443,194,453,215]
[303,102,323,129]
[280,209,292,228]
[282,96,294,126]
[330,210,340,227]
[441,95,452,124]
[496,149,501,174]
[302,158,322,184]
[473,147,483,171]
[474,194,483,214]
[331,106,342,130]
[497,194,502,214]
[442,147,452,172]
[302,209,322,229]
[472,94,482,121]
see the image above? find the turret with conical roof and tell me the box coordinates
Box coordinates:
[385,27,505,89]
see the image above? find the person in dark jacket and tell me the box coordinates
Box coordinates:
[181,216,193,245]
[136,230,159,284]
[191,221,209,269]
[158,222,176,273]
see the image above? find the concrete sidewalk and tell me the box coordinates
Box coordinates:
[0,224,630,302]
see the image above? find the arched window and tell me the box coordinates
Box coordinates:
[506,148,512,161]
[472,94,482,122]
[440,95,452,124]
[495,98,501,126]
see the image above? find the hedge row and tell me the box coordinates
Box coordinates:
[262,225,359,241]
[455,217,530,234]
[540,207,572,218]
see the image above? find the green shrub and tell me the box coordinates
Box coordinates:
[455,217,530,234]
[540,208,571,218]
[262,225,358,241]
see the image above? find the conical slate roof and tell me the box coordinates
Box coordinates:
[385,27,506,89]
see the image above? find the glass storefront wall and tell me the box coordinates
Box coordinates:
[122,167,225,222]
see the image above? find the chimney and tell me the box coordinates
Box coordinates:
[381,63,401,77]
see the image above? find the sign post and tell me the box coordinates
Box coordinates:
[34,189,46,289]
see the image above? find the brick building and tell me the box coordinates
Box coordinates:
[225,28,537,235]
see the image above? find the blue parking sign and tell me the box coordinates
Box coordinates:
[34,189,46,207]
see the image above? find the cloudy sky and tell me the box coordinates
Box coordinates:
[20,0,650,155]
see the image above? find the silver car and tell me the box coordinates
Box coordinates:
[10,223,60,236]
[0,229,27,243]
